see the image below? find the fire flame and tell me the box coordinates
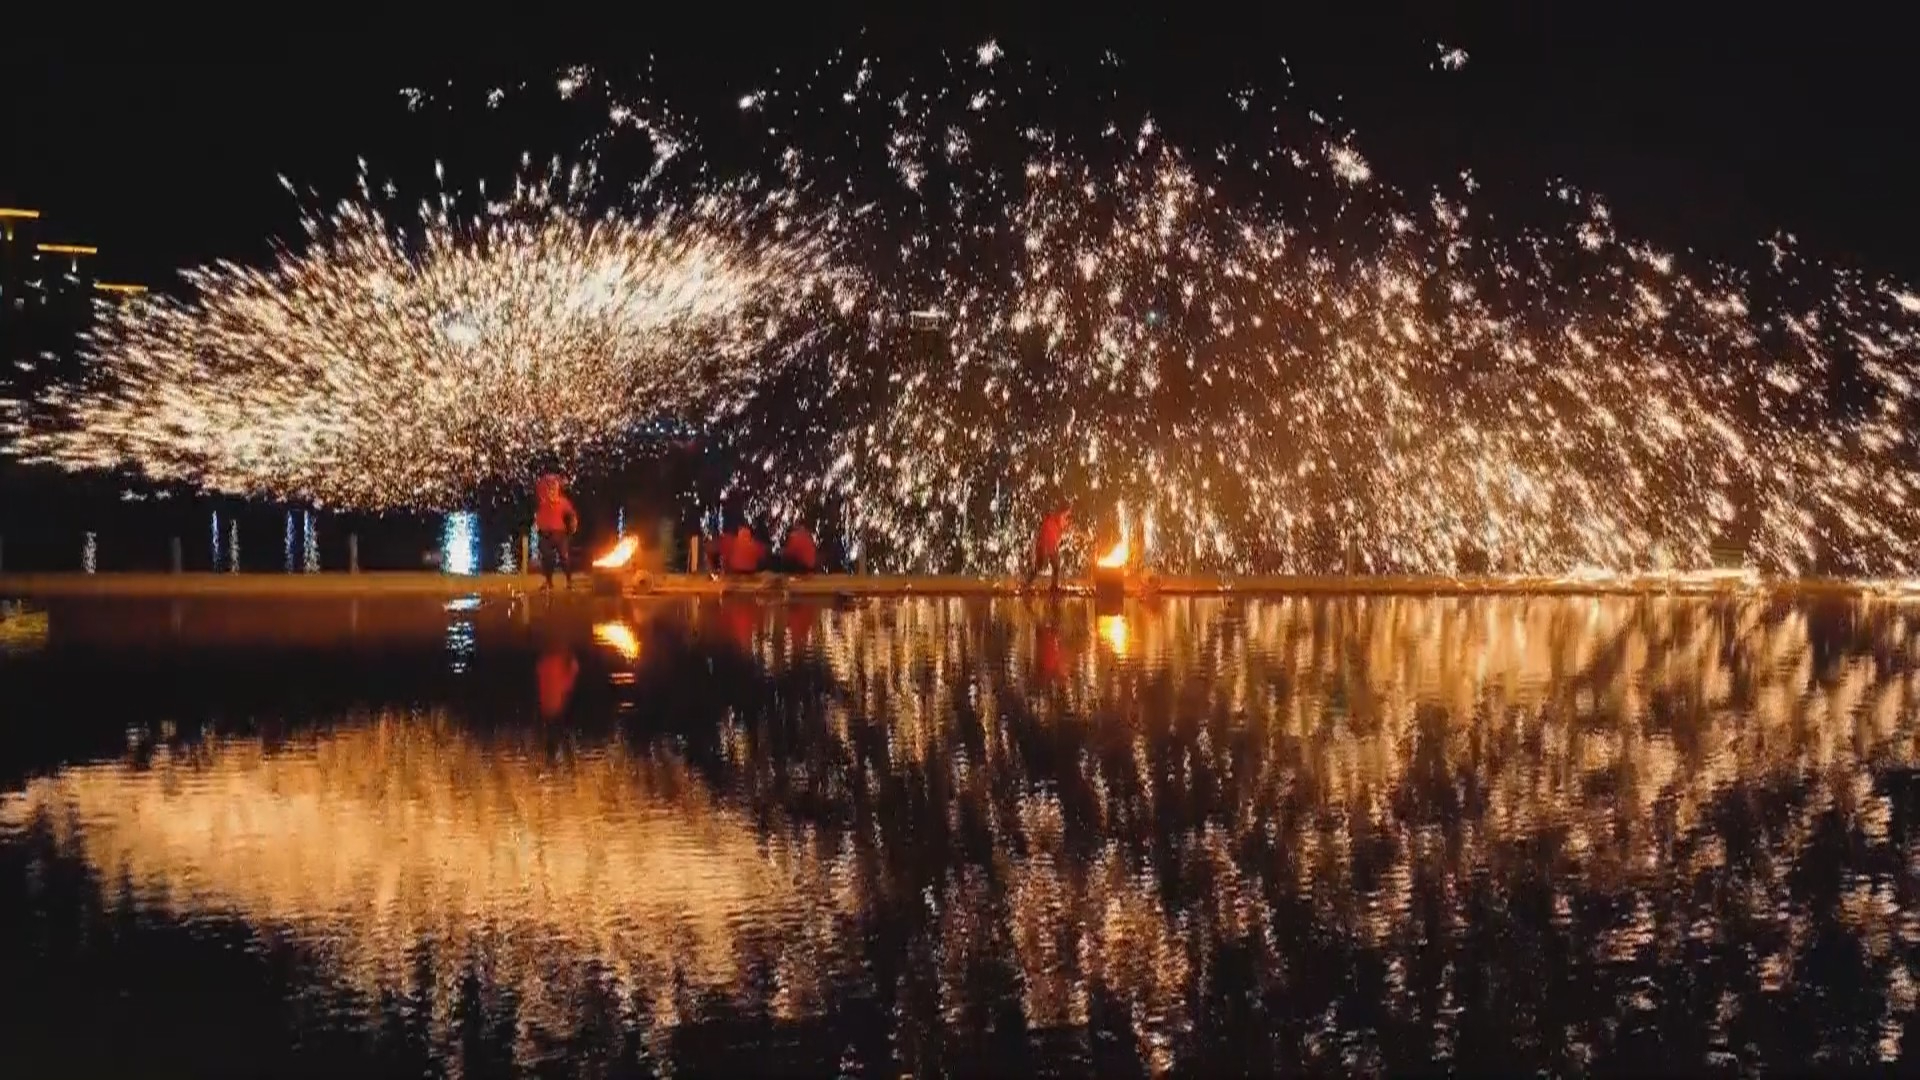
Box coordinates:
[593,536,638,570]
[1095,538,1129,569]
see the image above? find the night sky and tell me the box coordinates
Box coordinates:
[3,7,1916,290]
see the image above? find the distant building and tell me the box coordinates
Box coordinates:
[0,206,143,390]
[0,205,141,321]
[33,241,100,319]
[93,281,148,307]
[0,207,40,313]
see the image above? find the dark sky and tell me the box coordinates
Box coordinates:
[4,5,1916,287]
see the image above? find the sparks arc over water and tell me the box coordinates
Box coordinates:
[13,44,1920,574]
[448,50,1920,576]
[4,171,845,510]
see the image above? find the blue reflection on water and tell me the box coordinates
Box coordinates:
[441,512,480,576]
[442,596,479,673]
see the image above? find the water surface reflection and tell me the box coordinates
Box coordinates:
[6,718,844,1069]
[4,594,1920,1075]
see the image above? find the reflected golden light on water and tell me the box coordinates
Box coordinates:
[591,619,640,662]
[8,594,1920,1073]
[744,595,1920,1069]
[1,715,850,1064]
[0,607,48,653]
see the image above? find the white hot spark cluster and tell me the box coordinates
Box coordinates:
[5,171,843,509]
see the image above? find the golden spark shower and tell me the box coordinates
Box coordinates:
[3,170,846,510]
[9,45,1920,573]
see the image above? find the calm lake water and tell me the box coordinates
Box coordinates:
[3,593,1919,1076]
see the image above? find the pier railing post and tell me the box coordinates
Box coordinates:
[348,533,360,574]
[519,532,530,576]
[170,537,183,574]
[857,545,867,577]
[688,534,700,574]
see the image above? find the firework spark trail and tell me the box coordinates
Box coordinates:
[636,48,1919,576]
[12,47,1920,575]
[4,172,845,510]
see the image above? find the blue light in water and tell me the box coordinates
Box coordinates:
[441,512,479,576]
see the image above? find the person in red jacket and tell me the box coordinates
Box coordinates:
[1023,502,1071,592]
[722,523,765,574]
[780,522,818,574]
[533,474,579,590]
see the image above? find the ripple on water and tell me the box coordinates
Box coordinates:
[2,593,1920,1074]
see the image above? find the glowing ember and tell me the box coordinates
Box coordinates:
[593,536,639,570]
[1095,538,1129,570]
